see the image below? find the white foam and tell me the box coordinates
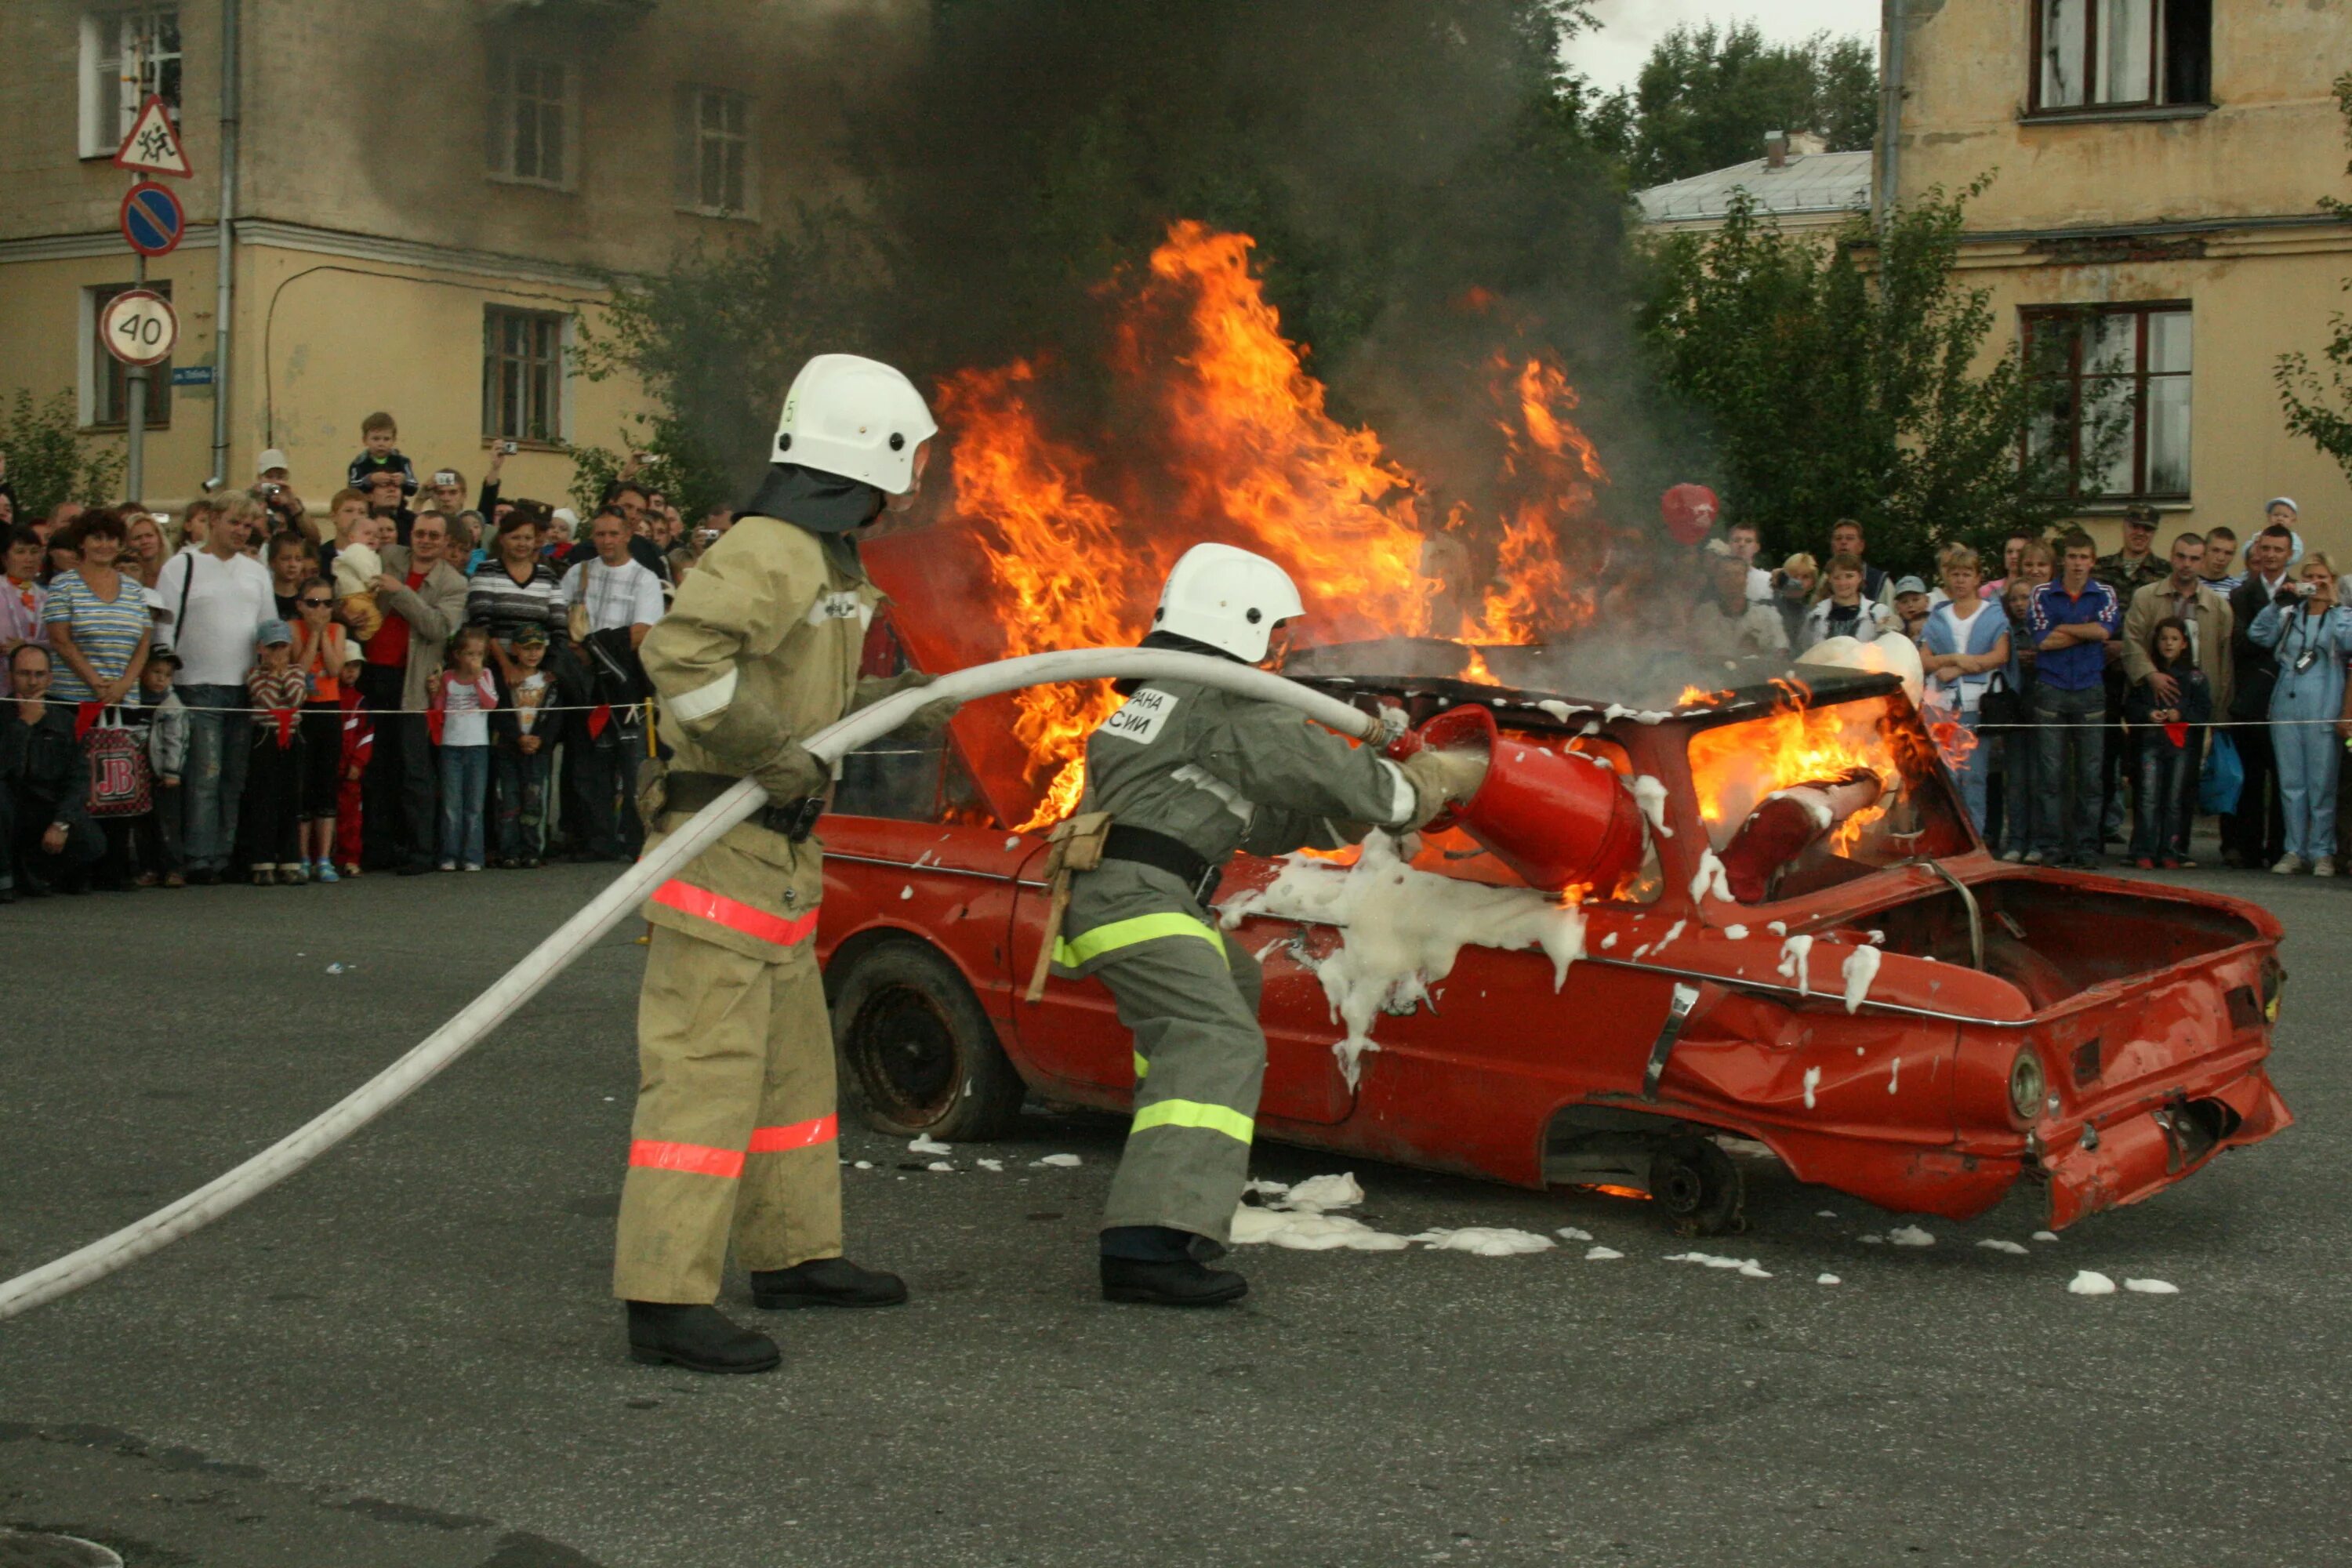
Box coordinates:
[1231,1207,1412,1251]
[909,1134,953,1155]
[2067,1269,2118,1296]
[1802,1065,1820,1109]
[899,885,913,900]
[1600,932,1618,950]
[1033,1153,1083,1168]
[2032,1230,2060,1243]
[1689,848,1733,905]
[1817,1273,1842,1285]
[1842,944,1882,1014]
[1280,1173,1366,1213]
[1629,775,1674,837]
[1584,1245,1624,1261]
[1889,1224,1934,1247]
[1004,835,1023,851]
[925,1160,953,1172]
[976,1158,1004,1172]
[1663,1251,1771,1278]
[1976,1239,2029,1255]
[1416,1227,1558,1256]
[1555,1226,1594,1242]
[1724,924,1749,940]
[2124,1278,2180,1295]
[1777,935,1815,996]
[1220,833,1584,1087]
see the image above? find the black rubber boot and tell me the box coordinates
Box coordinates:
[1100,1255,1249,1307]
[749,1257,909,1310]
[625,1301,781,1374]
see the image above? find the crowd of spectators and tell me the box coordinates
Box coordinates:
[2,412,732,900]
[1735,499,2336,875]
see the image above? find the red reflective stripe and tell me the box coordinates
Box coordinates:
[628,1138,744,1179]
[748,1114,838,1153]
[650,880,819,948]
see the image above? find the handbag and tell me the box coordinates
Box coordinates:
[2200,731,2245,816]
[85,707,154,818]
[1977,668,2025,728]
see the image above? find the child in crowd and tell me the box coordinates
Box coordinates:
[132,648,187,887]
[332,525,385,641]
[2124,616,2212,870]
[490,624,563,868]
[431,626,498,873]
[1893,576,1933,644]
[335,646,373,880]
[267,530,319,620]
[1996,579,2040,862]
[321,487,372,578]
[291,576,350,883]
[241,619,310,885]
[346,411,417,498]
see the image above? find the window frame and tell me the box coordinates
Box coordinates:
[677,87,757,220]
[485,48,579,191]
[481,305,571,448]
[79,6,183,161]
[2020,301,2193,504]
[83,281,173,430]
[2026,0,2212,118]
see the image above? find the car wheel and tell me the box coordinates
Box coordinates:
[1650,1135,1746,1237]
[832,940,1026,1141]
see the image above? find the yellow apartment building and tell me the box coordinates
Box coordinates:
[0,0,916,514]
[1890,0,2352,555]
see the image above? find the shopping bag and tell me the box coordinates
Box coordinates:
[84,709,154,818]
[2199,731,2244,816]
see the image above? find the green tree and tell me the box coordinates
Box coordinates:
[2274,71,2352,481]
[0,388,126,521]
[1636,185,2081,571]
[1593,22,1878,188]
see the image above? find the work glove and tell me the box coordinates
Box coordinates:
[1398,746,1490,833]
[750,736,830,803]
[854,670,961,739]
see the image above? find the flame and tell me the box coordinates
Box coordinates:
[939,223,1610,827]
[1675,684,1724,708]
[1927,716,1980,773]
[1687,689,1896,851]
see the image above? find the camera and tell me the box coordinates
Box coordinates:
[694,528,720,547]
[501,440,519,455]
[260,481,284,499]
[434,470,459,488]
[2296,582,2319,597]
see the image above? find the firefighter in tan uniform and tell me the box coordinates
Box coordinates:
[618,354,955,1374]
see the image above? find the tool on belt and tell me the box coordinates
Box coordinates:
[1025,811,1112,1003]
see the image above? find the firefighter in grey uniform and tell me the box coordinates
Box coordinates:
[1054,543,1487,1305]
[618,354,956,1374]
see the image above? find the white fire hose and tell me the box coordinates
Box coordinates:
[0,649,1385,1322]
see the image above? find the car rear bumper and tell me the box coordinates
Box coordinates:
[2040,1063,2293,1229]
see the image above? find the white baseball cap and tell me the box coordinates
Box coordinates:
[256,449,290,477]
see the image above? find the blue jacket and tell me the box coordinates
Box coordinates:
[2249,601,2352,719]
[2028,578,2122,692]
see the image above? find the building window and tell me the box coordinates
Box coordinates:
[79,9,182,159]
[483,307,566,445]
[677,89,753,216]
[86,281,172,429]
[2024,303,2190,501]
[487,53,573,187]
[2031,0,2211,114]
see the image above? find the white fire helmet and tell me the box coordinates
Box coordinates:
[1152,543,1306,663]
[771,354,939,495]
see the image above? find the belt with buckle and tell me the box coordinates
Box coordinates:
[1102,822,1221,906]
[663,770,825,842]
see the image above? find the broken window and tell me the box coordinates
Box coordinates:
[487,51,573,187]
[79,8,180,159]
[2033,0,2212,114]
[2023,303,2192,500]
[481,307,566,445]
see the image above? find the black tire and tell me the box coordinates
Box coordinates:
[830,940,1026,1140]
[1649,1135,1746,1237]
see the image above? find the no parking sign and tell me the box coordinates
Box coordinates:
[119,181,185,257]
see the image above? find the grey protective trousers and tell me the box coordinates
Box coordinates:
[1063,862,1267,1247]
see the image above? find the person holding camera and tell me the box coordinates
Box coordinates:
[2248,554,2352,876]
[254,450,314,545]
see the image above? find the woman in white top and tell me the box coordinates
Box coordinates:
[1920,543,2011,833]
[1798,553,1900,651]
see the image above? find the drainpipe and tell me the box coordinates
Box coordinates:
[1875,0,1907,231]
[207,0,240,491]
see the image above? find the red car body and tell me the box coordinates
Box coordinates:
[818,577,2290,1232]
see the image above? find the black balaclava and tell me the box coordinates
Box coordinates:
[1114,628,1238,695]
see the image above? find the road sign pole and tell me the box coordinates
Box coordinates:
[125,251,148,501]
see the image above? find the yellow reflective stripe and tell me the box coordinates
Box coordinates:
[1053,912,1226,967]
[1131,1098,1255,1145]
[1133,1052,1149,1080]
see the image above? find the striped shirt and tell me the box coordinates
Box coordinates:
[464,562,562,648]
[42,568,151,701]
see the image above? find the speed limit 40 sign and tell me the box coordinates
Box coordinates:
[100,289,178,367]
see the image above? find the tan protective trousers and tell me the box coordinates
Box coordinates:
[612,925,843,1304]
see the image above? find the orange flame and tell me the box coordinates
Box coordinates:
[1675,684,1725,708]
[939,222,1609,828]
[1687,688,1896,851]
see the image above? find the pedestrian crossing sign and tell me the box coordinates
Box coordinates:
[112,95,193,179]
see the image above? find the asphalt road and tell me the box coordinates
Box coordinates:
[1,858,2344,1568]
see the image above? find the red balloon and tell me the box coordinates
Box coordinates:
[1661,483,1720,545]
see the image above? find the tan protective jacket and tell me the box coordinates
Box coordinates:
[637,515,879,964]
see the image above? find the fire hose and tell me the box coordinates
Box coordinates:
[0,649,1388,1323]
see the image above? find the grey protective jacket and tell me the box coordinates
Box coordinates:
[1077,678,1417,868]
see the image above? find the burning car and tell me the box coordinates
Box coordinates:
[815,626,2292,1236]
